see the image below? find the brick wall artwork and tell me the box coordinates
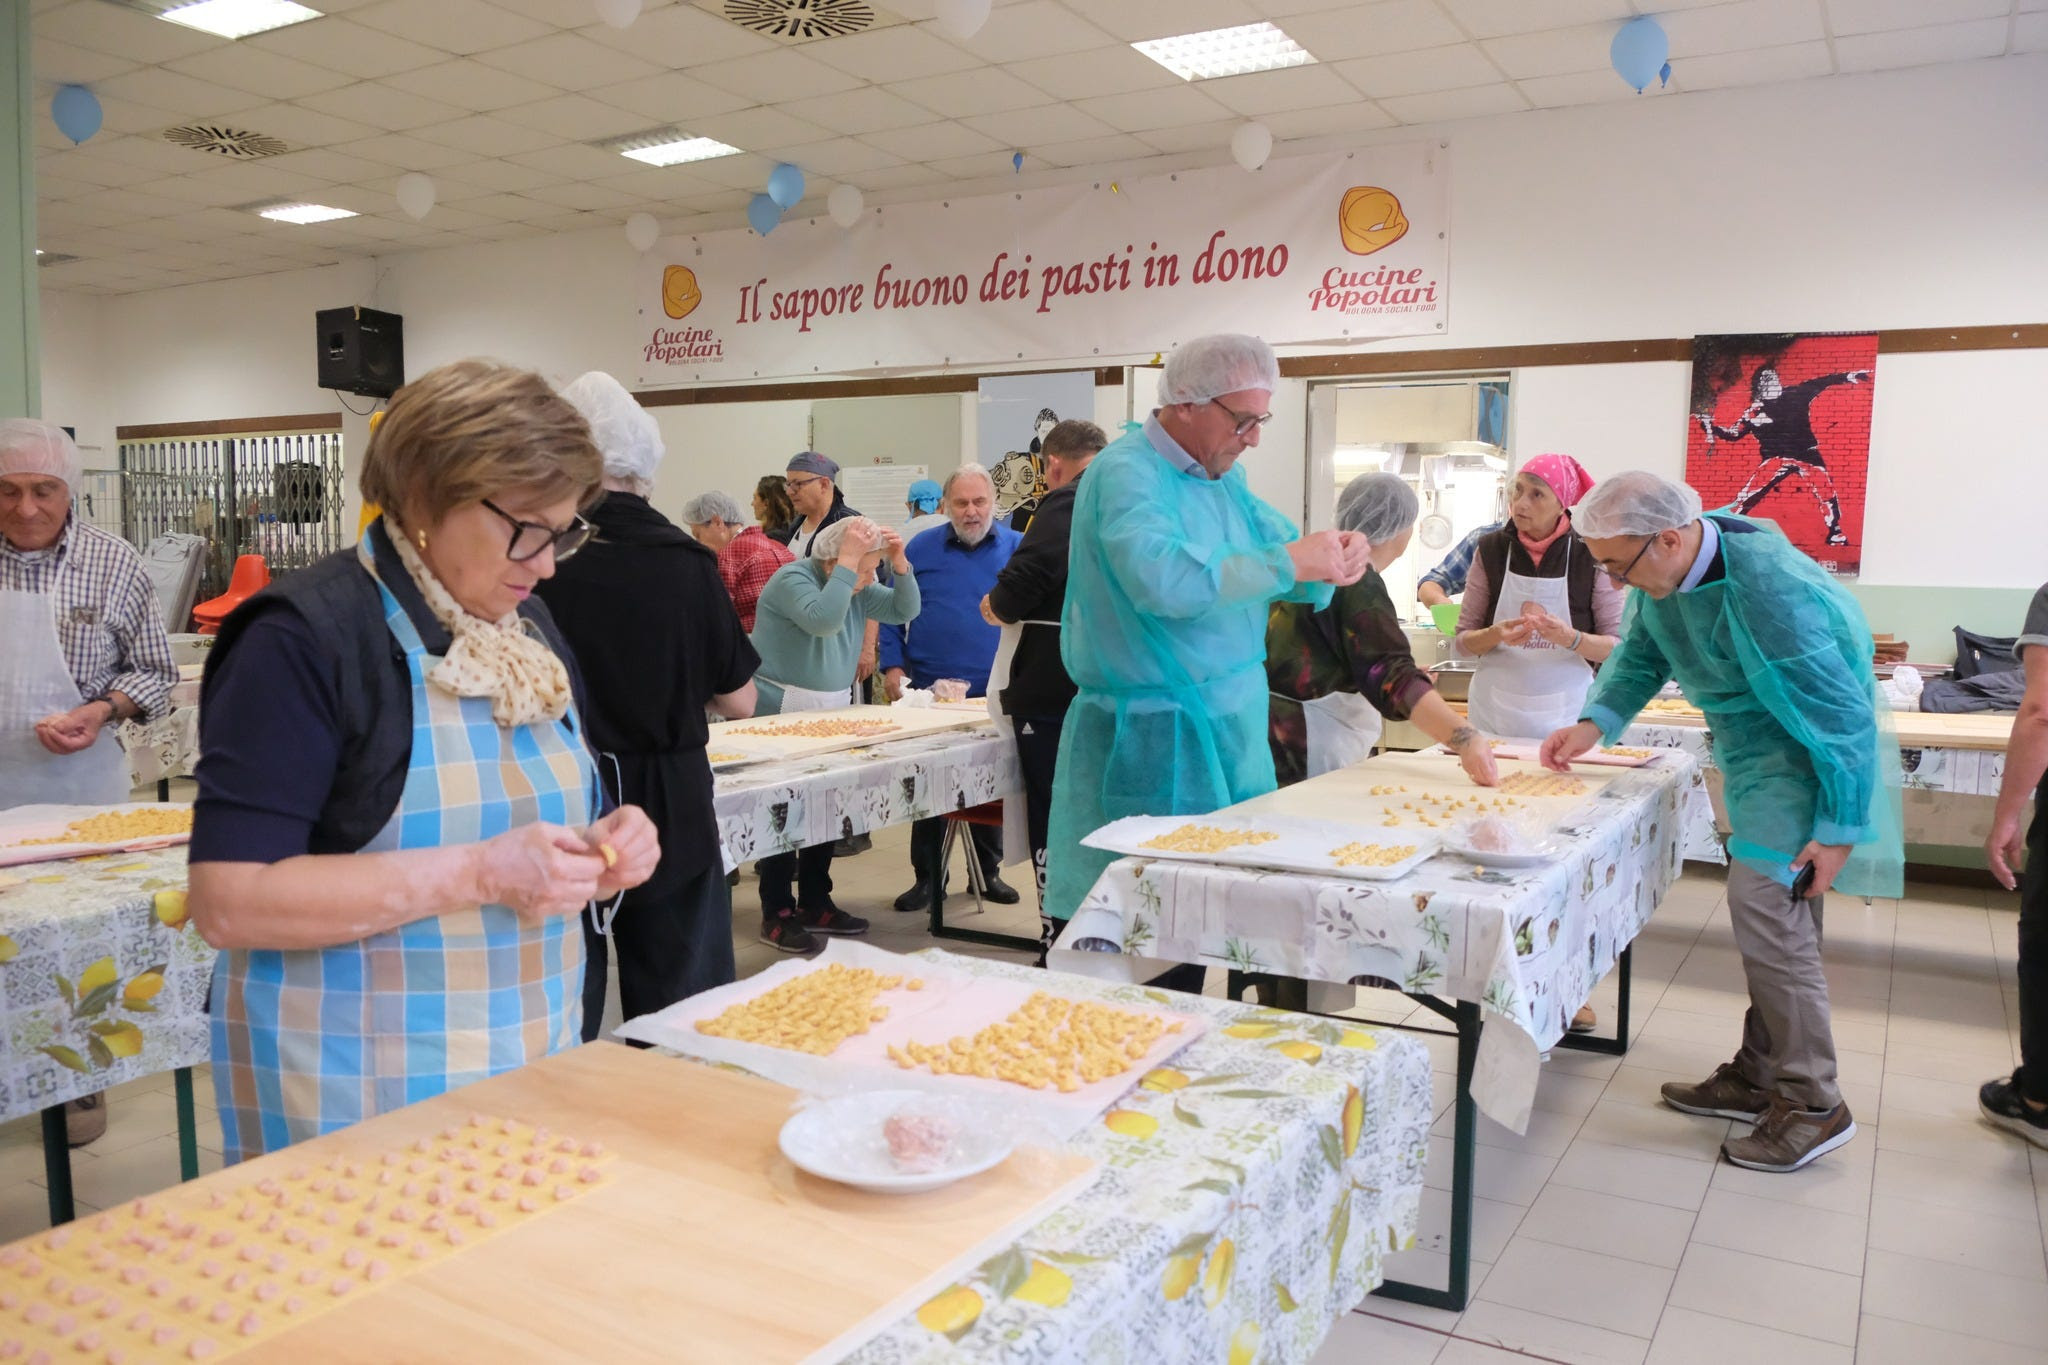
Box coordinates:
[1686,332,1878,575]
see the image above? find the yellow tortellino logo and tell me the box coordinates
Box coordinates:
[1338,185,1409,256]
[662,265,703,320]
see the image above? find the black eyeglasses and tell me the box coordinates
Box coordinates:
[1210,398,1273,437]
[481,499,594,563]
[784,475,826,492]
[1604,534,1656,586]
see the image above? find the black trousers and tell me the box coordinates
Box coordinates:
[908,817,1002,892]
[2021,801,2047,1103]
[581,858,737,1045]
[757,843,835,917]
[1013,714,1064,897]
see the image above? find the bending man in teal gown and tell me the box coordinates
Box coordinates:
[1540,470,1902,1175]
[1042,334,1375,963]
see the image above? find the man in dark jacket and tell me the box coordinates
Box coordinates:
[538,373,759,1038]
[981,419,1107,953]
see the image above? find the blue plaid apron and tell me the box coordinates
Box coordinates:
[212,543,594,1163]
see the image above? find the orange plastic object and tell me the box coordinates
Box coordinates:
[190,554,271,634]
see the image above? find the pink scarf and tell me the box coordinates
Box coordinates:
[1514,452,1596,560]
[1516,511,1572,562]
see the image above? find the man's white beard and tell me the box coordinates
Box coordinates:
[952,521,988,546]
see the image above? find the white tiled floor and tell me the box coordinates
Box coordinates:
[5,843,2042,1364]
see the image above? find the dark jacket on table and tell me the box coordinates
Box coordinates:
[986,472,1084,718]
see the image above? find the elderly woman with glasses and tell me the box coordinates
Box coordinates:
[189,359,659,1162]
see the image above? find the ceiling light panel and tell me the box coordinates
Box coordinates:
[1133,22,1315,82]
[156,0,323,40]
[253,202,355,223]
[601,128,744,166]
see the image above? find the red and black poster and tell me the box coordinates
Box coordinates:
[1686,332,1877,575]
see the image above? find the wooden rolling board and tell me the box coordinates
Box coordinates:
[1623,703,2014,753]
[708,704,990,766]
[1235,749,1618,835]
[1,1045,1095,1365]
[0,802,193,869]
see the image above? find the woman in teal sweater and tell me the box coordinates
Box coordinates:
[746,517,919,950]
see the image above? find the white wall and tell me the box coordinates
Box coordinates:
[38,54,2048,587]
[37,288,109,466]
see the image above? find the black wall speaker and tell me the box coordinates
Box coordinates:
[316,306,404,398]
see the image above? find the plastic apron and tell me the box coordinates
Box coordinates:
[759,676,853,713]
[0,547,133,810]
[1466,540,1594,741]
[211,547,595,1163]
[1288,691,1384,779]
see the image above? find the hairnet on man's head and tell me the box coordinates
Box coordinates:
[1159,333,1280,406]
[681,490,745,528]
[559,371,663,486]
[810,516,875,562]
[0,419,82,490]
[1572,470,1704,539]
[1334,472,1419,543]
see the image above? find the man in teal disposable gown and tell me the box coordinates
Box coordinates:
[1041,335,1374,976]
[1541,470,1902,1173]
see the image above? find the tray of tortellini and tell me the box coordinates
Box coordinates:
[0,802,193,867]
[1082,814,1441,882]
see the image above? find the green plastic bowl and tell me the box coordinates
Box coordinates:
[1430,602,1460,635]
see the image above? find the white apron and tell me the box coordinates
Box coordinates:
[0,565,132,810]
[984,619,1057,868]
[1291,691,1384,779]
[759,676,854,713]
[1465,539,1595,741]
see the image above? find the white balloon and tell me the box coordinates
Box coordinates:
[592,0,641,28]
[394,172,436,221]
[934,0,990,40]
[624,212,658,253]
[826,183,864,229]
[1230,122,1273,173]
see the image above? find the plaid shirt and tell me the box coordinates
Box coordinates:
[718,526,794,632]
[1417,521,1502,596]
[0,517,176,720]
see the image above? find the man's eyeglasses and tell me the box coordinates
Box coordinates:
[481,499,594,563]
[1603,534,1656,586]
[1210,398,1273,437]
[784,475,826,492]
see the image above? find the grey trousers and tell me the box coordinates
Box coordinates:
[1725,862,1842,1111]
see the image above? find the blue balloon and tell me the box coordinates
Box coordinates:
[766,163,805,210]
[1609,16,1668,93]
[1659,61,1672,87]
[1012,151,1023,173]
[51,85,102,145]
[747,193,782,237]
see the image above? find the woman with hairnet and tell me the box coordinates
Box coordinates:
[1267,472,1499,788]
[535,372,761,1033]
[1042,334,1373,978]
[1541,470,1902,1173]
[902,478,948,540]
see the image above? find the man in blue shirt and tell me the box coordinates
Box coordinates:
[1417,521,1504,607]
[880,464,1024,913]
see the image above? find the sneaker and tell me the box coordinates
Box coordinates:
[1721,1097,1857,1172]
[65,1093,107,1147]
[759,914,818,953]
[800,900,870,936]
[980,874,1021,905]
[1979,1073,2048,1149]
[893,881,939,914]
[1660,1063,1774,1121]
[832,833,872,857]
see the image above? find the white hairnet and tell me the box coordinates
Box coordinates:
[810,516,875,562]
[0,419,82,490]
[681,490,745,527]
[559,371,663,485]
[1572,470,1704,539]
[1334,472,1419,543]
[1159,333,1280,405]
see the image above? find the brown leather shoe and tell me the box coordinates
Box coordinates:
[65,1092,107,1147]
[1660,1063,1773,1121]
[1722,1097,1857,1172]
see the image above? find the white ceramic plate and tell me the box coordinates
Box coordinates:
[1440,837,1564,868]
[778,1090,1015,1195]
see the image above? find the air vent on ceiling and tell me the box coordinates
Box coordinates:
[162,125,291,159]
[723,0,875,40]
[36,253,80,267]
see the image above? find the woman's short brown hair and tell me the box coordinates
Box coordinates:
[360,359,603,528]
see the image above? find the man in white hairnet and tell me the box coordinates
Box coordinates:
[1540,470,1901,1173]
[535,374,760,1034]
[2,419,175,1145]
[1042,335,1373,988]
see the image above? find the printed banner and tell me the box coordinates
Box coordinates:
[636,145,1449,385]
[1686,332,1878,575]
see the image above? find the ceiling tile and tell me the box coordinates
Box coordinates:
[679,151,782,190]
[346,0,556,55]
[1672,40,1834,90]
[1335,43,1501,98]
[583,3,778,64]
[88,95,184,137]
[1482,24,1618,79]
[1283,1,1466,61]
[411,114,562,157]
[34,2,219,63]
[76,134,198,174]
[916,0,1116,63]
[1826,0,2010,35]
[689,105,836,150]
[1132,117,1242,153]
[433,157,560,193]
[961,103,1120,146]
[32,36,139,84]
[1518,69,1654,108]
[1661,0,1827,58]
[129,175,269,208]
[1378,81,1529,123]
[521,180,647,211]
[266,147,399,183]
[598,72,755,124]
[506,142,635,179]
[489,0,658,25]
[1085,0,1265,42]
[443,192,557,222]
[73,186,208,220]
[1072,84,1235,133]
[805,26,984,83]
[753,137,907,176]
[335,133,478,172]
[1438,0,1633,39]
[587,163,724,198]
[382,59,567,112]
[779,87,938,136]
[245,18,450,79]
[1017,131,1158,168]
[1835,18,2010,71]
[296,82,470,132]
[841,163,952,192]
[891,67,1051,119]
[495,93,652,140]
[165,45,358,102]
[688,48,867,102]
[225,102,380,149]
[473,32,667,86]
[861,120,1007,161]
[39,148,171,188]
[1197,63,1362,116]
[1003,45,1182,101]
[2016,13,2048,50]
[1255,101,1398,138]
[92,67,270,120]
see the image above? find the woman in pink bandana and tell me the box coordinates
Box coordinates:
[1455,453,1625,741]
